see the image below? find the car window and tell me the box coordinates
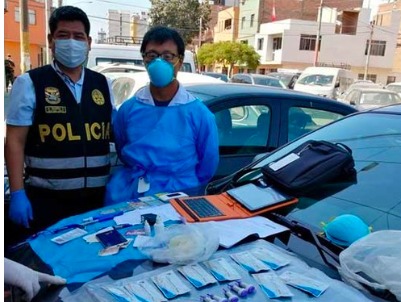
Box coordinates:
[254,77,281,87]
[214,105,270,148]
[387,84,401,93]
[288,107,344,141]
[231,75,251,84]
[112,77,136,106]
[348,90,359,104]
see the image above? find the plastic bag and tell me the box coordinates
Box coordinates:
[138,223,219,265]
[338,230,401,300]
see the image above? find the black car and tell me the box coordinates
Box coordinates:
[206,105,401,301]
[184,83,357,179]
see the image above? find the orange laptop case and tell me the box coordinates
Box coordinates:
[170,192,298,223]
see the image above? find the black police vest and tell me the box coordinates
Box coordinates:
[25,65,112,191]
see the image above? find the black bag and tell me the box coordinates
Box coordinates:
[261,140,355,194]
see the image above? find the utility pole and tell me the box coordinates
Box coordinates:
[45,0,50,64]
[198,17,202,50]
[313,0,323,67]
[364,22,374,80]
[20,0,31,73]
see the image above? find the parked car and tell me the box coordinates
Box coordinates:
[386,82,401,96]
[343,87,401,110]
[268,71,300,89]
[90,63,146,74]
[206,104,401,301]
[109,82,356,179]
[201,72,229,82]
[229,73,287,89]
[183,83,357,180]
[107,71,225,107]
[338,81,383,102]
[294,67,355,99]
[87,43,197,73]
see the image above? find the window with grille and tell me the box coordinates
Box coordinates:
[299,34,318,51]
[365,40,386,56]
[15,7,36,25]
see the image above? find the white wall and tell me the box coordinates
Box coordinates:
[256,8,400,72]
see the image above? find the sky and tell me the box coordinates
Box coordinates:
[59,0,390,38]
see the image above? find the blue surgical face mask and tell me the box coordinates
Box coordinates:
[54,39,88,68]
[146,58,175,88]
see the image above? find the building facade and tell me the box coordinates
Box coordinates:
[4,0,47,76]
[376,1,401,77]
[107,10,131,44]
[131,11,149,45]
[253,7,401,84]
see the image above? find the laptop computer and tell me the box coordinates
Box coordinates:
[170,183,298,223]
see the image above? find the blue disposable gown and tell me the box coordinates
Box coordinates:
[105,85,219,205]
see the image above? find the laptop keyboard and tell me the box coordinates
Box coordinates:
[179,197,224,218]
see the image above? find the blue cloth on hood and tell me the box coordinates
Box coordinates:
[105,85,219,205]
[28,203,179,284]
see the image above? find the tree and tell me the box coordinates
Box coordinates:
[149,0,211,45]
[198,41,260,76]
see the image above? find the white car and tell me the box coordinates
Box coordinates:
[90,63,146,74]
[386,82,401,97]
[107,71,225,108]
[343,87,401,110]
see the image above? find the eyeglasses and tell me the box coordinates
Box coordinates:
[142,51,180,62]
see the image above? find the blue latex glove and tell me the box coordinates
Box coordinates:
[9,189,33,228]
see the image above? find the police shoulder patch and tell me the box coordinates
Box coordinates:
[92,89,105,105]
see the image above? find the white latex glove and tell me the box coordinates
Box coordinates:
[4,258,66,301]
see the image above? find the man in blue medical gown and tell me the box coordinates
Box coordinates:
[105,26,219,204]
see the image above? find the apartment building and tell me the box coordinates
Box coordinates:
[376,1,401,76]
[4,0,47,76]
[237,0,363,46]
[254,7,401,84]
[131,11,149,44]
[107,10,131,44]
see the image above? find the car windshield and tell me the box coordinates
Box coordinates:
[269,73,293,86]
[246,111,401,232]
[298,74,334,86]
[360,92,401,105]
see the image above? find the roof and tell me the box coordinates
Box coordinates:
[351,88,398,93]
[371,103,401,114]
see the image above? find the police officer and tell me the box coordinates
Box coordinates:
[5,6,114,243]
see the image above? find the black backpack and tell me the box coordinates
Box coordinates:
[261,140,356,195]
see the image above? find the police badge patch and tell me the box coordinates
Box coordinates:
[45,87,61,104]
[92,89,105,105]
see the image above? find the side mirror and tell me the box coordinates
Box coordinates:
[335,82,340,88]
[350,100,356,105]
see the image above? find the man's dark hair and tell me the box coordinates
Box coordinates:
[49,6,90,36]
[141,26,185,57]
